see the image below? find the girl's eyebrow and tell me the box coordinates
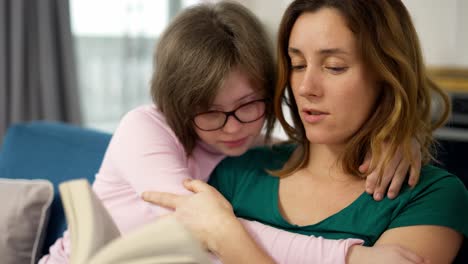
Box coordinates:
[211,92,258,108]
[236,92,258,102]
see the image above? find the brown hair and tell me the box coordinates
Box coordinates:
[274,0,450,177]
[151,1,276,155]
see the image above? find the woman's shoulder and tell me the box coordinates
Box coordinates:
[209,143,296,202]
[212,143,296,185]
[389,164,468,236]
[409,164,467,204]
[221,142,296,169]
[416,165,466,191]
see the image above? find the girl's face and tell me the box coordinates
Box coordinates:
[288,8,379,147]
[194,68,265,156]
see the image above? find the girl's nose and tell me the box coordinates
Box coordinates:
[222,115,243,133]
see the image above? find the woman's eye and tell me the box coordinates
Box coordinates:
[325,66,348,74]
[291,64,306,71]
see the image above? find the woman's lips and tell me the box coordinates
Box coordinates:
[302,109,329,123]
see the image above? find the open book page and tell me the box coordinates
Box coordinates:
[59,179,121,263]
[59,179,212,264]
[89,216,212,264]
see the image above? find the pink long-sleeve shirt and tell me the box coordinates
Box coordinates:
[39,105,362,264]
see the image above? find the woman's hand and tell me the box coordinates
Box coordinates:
[346,244,427,264]
[142,180,275,264]
[141,179,236,251]
[361,139,421,201]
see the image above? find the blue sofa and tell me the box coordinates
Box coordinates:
[0,121,466,262]
[0,122,112,258]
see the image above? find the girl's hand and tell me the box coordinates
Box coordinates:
[142,179,236,252]
[361,139,421,201]
[347,244,427,264]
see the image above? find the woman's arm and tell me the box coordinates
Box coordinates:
[143,180,427,264]
[375,225,462,263]
[372,173,467,264]
[346,243,427,264]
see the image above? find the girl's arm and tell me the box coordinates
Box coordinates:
[104,108,199,199]
[39,108,198,264]
[362,139,422,201]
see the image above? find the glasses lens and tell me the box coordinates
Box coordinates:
[235,100,266,123]
[194,111,225,131]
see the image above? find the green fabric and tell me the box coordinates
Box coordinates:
[209,144,468,246]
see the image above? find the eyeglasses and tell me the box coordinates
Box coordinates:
[193,99,266,131]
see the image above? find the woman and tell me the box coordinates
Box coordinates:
[144,0,468,263]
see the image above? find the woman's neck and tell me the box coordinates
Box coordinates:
[304,143,351,181]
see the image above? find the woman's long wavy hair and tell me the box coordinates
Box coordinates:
[273,0,450,178]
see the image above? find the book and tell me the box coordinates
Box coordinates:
[59,179,212,264]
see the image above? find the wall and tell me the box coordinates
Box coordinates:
[403,0,468,67]
[243,0,468,67]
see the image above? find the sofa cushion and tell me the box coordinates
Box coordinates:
[0,178,53,264]
[0,121,112,257]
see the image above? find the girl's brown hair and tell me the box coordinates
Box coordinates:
[151,1,276,155]
[274,0,450,177]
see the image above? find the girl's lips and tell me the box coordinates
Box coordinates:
[222,137,248,148]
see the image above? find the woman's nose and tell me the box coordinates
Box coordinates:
[297,69,323,98]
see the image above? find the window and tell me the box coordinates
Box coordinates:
[70,0,200,132]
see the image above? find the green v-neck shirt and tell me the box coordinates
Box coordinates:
[208,144,468,246]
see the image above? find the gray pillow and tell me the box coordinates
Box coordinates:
[0,179,53,264]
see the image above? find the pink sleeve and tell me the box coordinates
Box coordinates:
[38,221,361,264]
[38,230,71,264]
[241,219,363,264]
[100,108,197,216]
[112,108,194,190]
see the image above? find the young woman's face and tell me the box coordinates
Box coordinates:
[288,8,379,146]
[194,68,265,156]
